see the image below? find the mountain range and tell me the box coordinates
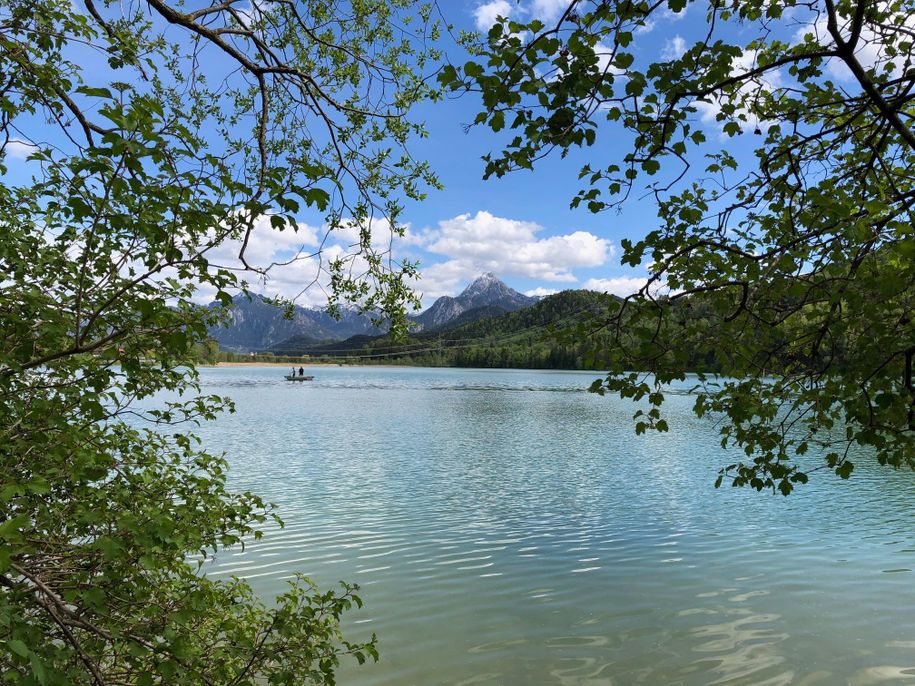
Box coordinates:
[207,297,383,353]
[207,273,538,353]
[272,289,616,369]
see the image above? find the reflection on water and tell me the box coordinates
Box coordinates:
[183,366,915,685]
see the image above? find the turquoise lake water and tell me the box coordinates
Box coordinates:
[190,366,915,685]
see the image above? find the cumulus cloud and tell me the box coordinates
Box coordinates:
[326,216,405,252]
[794,10,915,82]
[192,254,330,307]
[662,35,687,60]
[634,17,656,34]
[594,40,627,77]
[413,211,611,298]
[195,213,425,306]
[472,0,579,32]
[186,214,331,304]
[4,139,37,160]
[474,0,513,30]
[531,0,567,22]
[410,260,481,300]
[621,2,689,34]
[661,3,689,21]
[581,276,649,297]
[241,254,330,307]
[525,286,559,297]
[692,48,784,135]
[475,0,687,39]
[203,214,321,269]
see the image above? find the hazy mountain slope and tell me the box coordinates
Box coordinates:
[207,294,382,352]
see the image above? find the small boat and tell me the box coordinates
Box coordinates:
[285,375,314,382]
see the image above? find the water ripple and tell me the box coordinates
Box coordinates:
[183,366,915,685]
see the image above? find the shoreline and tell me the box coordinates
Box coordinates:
[212,361,341,367]
[206,361,420,369]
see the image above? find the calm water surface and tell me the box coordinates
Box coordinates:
[191,366,915,685]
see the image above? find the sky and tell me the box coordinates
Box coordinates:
[217,0,699,307]
[388,0,881,307]
[3,0,875,310]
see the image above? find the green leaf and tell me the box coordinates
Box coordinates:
[0,514,29,541]
[464,61,483,78]
[29,654,47,685]
[836,462,854,479]
[439,65,458,86]
[75,86,113,99]
[7,640,29,658]
[304,188,330,211]
[614,53,634,70]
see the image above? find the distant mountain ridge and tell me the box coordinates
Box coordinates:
[209,274,539,352]
[207,295,383,353]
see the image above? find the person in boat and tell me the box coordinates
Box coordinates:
[298,366,304,376]
[291,367,296,378]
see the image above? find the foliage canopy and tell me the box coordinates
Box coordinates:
[0,0,437,683]
[443,0,915,494]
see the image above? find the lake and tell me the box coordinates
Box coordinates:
[191,366,915,685]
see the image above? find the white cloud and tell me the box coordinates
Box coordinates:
[691,47,785,135]
[410,261,479,300]
[594,40,627,77]
[241,254,329,307]
[531,0,566,22]
[661,4,688,21]
[662,35,687,60]
[627,2,689,34]
[525,287,559,297]
[203,214,321,269]
[329,216,407,254]
[186,214,331,305]
[474,0,513,30]
[215,216,414,307]
[4,139,37,160]
[582,276,648,297]
[794,10,915,82]
[634,17,656,34]
[473,0,584,32]
[413,211,611,298]
[735,49,783,90]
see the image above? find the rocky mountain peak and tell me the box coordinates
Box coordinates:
[413,273,537,330]
[460,272,501,297]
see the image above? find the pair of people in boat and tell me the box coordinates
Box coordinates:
[291,367,305,377]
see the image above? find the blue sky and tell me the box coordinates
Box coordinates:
[3,0,867,309]
[392,0,874,306]
[385,0,698,303]
[181,0,680,307]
